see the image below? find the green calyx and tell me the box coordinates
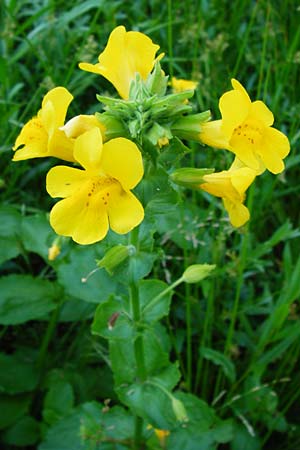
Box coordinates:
[170,167,215,188]
[95,62,208,153]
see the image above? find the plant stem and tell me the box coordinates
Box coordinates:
[129,227,146,449]
[37,303,60,371]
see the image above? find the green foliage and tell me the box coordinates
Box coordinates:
[1,0,300,449]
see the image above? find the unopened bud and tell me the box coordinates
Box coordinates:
[171,111,211,140]
[182,264,216,284]
[171,397,188,423]
[48,242,61,261]
[170,167,215,188]
[97,244,135,275]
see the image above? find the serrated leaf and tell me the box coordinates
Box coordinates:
[110,326,176,386]
[0,353,39,394]
[91,295,135,340]
[2,416,40,446]
[200,347,236,383]
[43,381,74,425]
[57,245,117,304]
[0,275,58,325]
[0,393,30,430]
[139,279,173,323]
[0,205,22,264]
[21,213,56,261]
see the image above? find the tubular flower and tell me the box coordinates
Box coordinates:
[199,79,290,174]
[199,158,256,227]
[13,87,75,162]
[79,25,161,99]
[46,127,144,245]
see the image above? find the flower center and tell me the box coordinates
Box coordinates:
[85,175,119,207]
[230,119,263,148]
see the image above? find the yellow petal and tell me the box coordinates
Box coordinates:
[200,172,238,202]
[41,87,73,129]
[258,127,290,174]
[50,193,109,245]
[108,190,144,234]
[62,115,106,139]
[13,118,48,160]
[230,167,256,195]
[231,79,251,103]
[229,136,261,172]
[73,128,103,173]
[46,166,89,198]
[223,198,250,227]
[48,129,75,162]
[79,26,160,99]
[101,138,144,190]
[199,120,229,148]
[219,89,250,139]
[249,101,274,127]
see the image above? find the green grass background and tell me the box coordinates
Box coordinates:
[1,0,300,449]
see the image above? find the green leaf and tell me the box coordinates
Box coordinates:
[0,352,39,394]
[200,347,236,383]
[0,275,58,325]
[58,297,96,322]
[0,393,30,430]
[2,416,40,446]
[0,205,22,265]
[110,326,177,386]
[21,213,57,261]
[230,424,261,450]
[117,382,177,430]
[165,393,233,449]
[57,245,117,303]
[140,279,173,323]
[43,381,74,425]
[91,295,135,340]
[39,402,132,450]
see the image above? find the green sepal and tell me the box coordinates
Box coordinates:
[96,244,135,275]
[146,61,168,96]
[170,167,215,188]
[171,111,211,140]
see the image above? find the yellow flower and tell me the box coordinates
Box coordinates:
[200,79,290,174]
[13,87,75,162]
[199,158,256,227]
[79,25,160,99]
[46,127,144,245]
[171,77,198,93]
[154,428,170,447]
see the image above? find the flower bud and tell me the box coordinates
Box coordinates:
[97,244,135,275]
[182,264,216,284]
[170,167,215,188]
[171,397,188,423]
[171,111,211,141]
[48,242,61,261]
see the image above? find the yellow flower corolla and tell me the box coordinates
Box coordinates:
[171,77,198,93]
[46,127,144,245]
[79,25,160,99]
[199,158,256,227]
[13,87,75,162]
[200,79,290,174]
